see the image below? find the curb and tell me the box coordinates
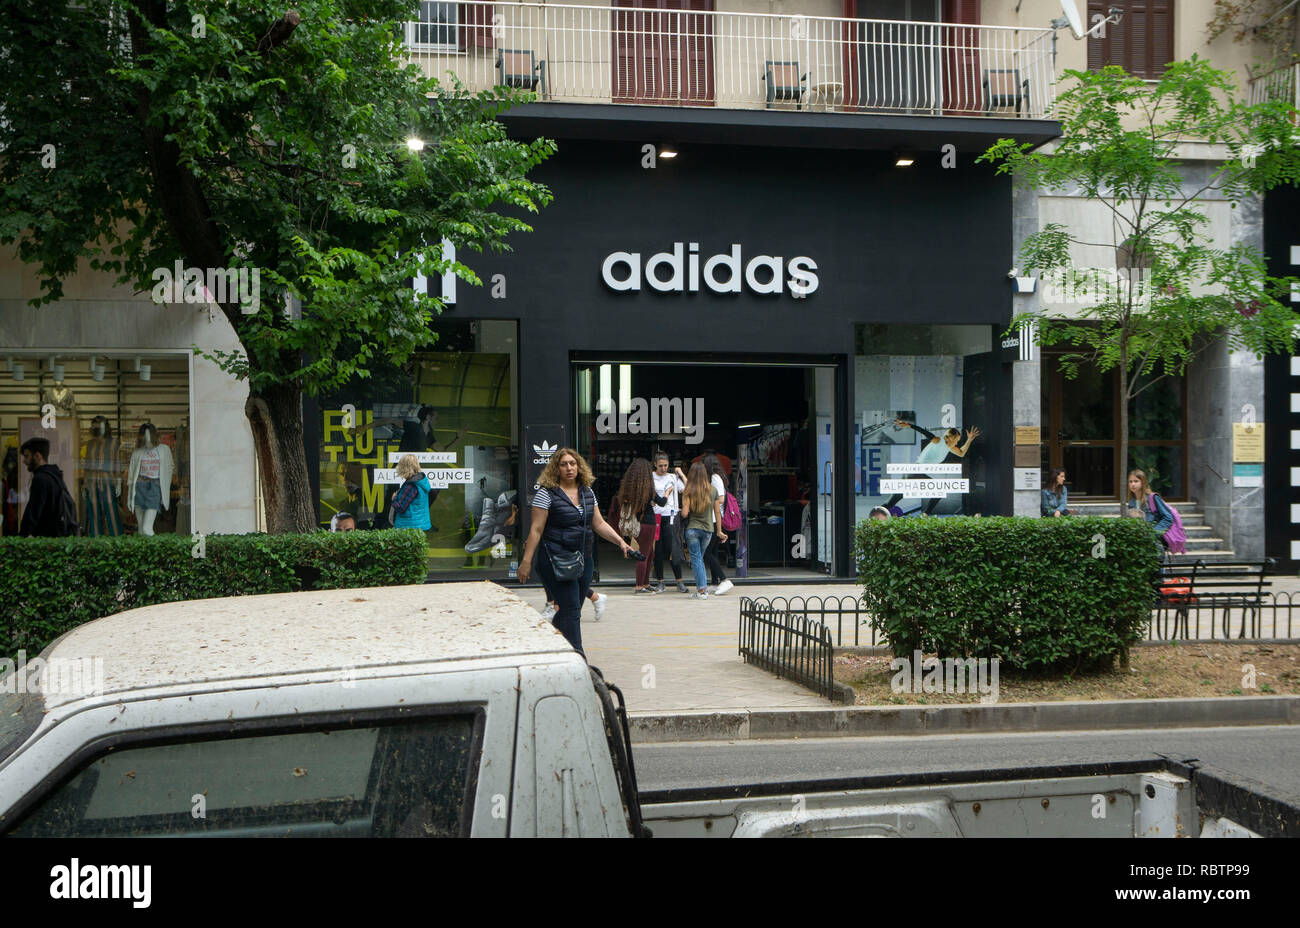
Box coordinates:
[627,695,1300,743]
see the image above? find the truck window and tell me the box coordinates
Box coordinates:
[6,714,480,837]
[0,693,41,766]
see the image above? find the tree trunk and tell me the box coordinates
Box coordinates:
[246,381,315,533]
[1118,338,1129,519]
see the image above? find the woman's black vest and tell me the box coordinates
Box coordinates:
[542,485,595,553]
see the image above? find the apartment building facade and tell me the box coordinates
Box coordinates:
[3,0,1294,576]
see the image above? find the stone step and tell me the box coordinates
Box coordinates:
[1166,551,1241,564]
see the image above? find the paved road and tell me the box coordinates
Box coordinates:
[632,725,1300,801]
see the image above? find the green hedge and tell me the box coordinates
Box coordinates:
[854,517,1160,672]
[0,530,429,659]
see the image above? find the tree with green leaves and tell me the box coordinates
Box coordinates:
[0,1,554,531]
[980,58,1300,512]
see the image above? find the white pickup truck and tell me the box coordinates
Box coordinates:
[0,583,1288,837]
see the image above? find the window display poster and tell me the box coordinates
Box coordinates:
[317,351,516,571]
[855,356,966,519]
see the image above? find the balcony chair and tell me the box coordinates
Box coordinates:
[497,48,548,100]
[983,68,1029,116]
[764,61,806,110]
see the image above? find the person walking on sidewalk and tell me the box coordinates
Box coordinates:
[701,452,734,595]
[613,458,666,594]
[681,462,726,600]
[518,448,633,655]
[651,453,687,593]
[19,437,75,537]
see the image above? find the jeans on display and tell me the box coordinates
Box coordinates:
[686,528,710,591]
[534,544,584,656]
[704,534,727,585]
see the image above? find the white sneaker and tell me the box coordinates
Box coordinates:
[541,603,556,620]
[593,593,607,620]
[715,579,734,596]
[689,591,708,600]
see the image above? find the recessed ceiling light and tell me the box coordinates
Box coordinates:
[895,156,914,167]
[659,148,678,159]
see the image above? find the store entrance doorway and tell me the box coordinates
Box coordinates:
[573,359,836,584]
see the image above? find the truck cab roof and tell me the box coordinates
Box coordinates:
[36,581,575,710]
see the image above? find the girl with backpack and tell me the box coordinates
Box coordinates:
[701,453,734,595]
[1126,469,1187,557]
[612,458,667,594]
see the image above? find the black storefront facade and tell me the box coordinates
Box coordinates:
[306,106,1057,579]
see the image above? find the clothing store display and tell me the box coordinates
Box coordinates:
[127,425,174,537]
[82,427,123,537]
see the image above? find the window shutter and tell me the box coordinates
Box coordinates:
[1150,2,1173,77]
[459,3,494,51]
[1088,1,1174,79]
[1087,1,1106,70]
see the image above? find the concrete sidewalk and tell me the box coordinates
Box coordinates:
[510,582,860,712]
[512,574,1300,718]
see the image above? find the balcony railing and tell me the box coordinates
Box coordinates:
[1249,61,1300,111]
[403,2,1057,119]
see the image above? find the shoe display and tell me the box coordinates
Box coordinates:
[715,579,734,596]
[541,603,556,620]
[464,497,498,553]
[593,593,607,620]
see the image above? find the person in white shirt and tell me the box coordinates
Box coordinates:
[651,452,687,593]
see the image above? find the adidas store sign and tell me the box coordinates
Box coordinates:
[532,440,559,465]
[601,243,819,297]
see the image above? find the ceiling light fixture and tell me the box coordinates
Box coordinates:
[53,364,65,382]
[139,364,152,382]
[12,363,24,382]
[895,155,915,167]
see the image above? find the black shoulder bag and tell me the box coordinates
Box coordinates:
[544,488,588,581]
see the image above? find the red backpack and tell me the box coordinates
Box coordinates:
[721,490,741,532]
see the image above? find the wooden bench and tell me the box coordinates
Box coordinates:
[1152,559,1274,640]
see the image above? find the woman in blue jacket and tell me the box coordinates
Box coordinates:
[392,454,432,531]
[1041,468,1071,517]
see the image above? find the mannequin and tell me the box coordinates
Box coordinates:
[126,423,173,536]
[82,416,123,537]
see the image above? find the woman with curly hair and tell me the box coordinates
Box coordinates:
[613,458,667,594]
[518,448,634,656]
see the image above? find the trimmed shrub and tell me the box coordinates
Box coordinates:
[854,517,1160,672]
[0,530,429,659]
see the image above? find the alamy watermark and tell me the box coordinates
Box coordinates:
[151,260,260,314]
[1039,267,1156,306]
[889,650,1000,703]
[1,650,105,697]
[596,396,706,445]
